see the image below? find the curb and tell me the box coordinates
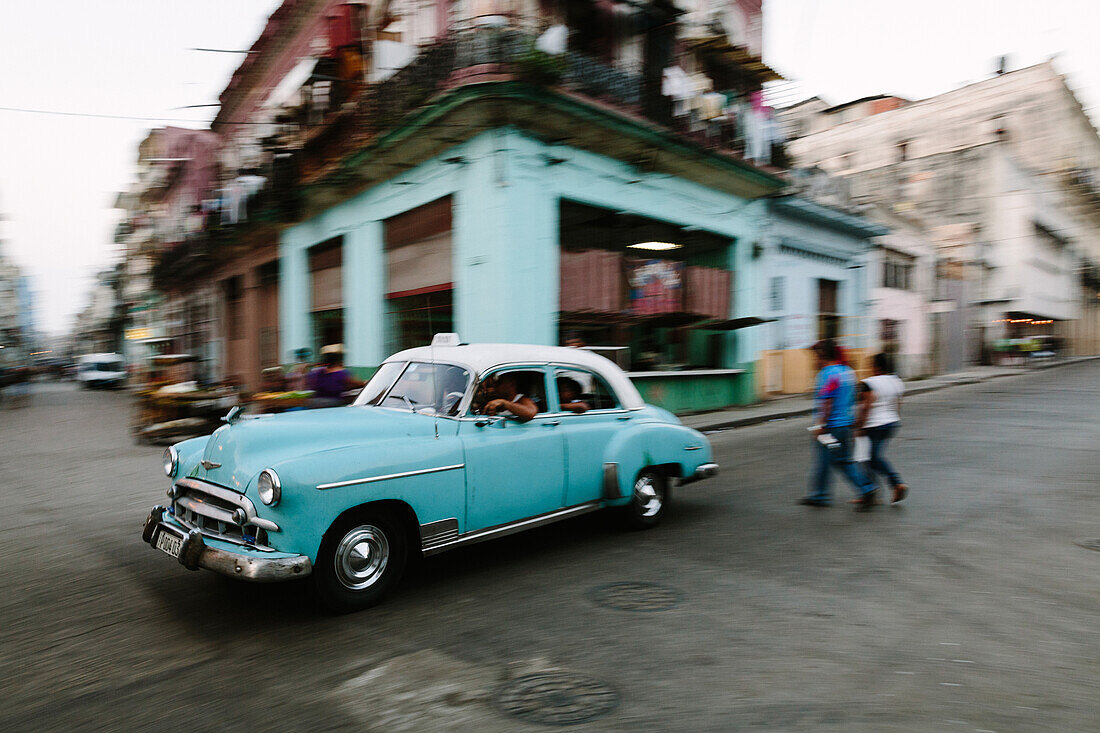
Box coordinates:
[690,356,1099,432]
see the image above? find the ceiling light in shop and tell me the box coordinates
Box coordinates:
[628,241,681,251]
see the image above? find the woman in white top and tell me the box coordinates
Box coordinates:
[856,353,908,503]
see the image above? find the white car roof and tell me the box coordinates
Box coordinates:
[387,343,645,409]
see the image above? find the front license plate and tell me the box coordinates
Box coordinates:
[155,527,184,558]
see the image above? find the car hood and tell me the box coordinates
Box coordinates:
[191,407,439,492]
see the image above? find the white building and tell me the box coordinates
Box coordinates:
[864,206,935,377]
[780,60,1100,359]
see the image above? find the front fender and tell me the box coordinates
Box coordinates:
[172,436,209,481]
[602,421,714,501]
[242,437,466,561]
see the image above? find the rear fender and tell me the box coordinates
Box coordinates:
[602,422,713,502]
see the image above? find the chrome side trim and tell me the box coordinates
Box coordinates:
[422,502,602,557]
[317,463,465,490]
[419,518,461,551]
[685,445,703,451]
[602,462,621,500]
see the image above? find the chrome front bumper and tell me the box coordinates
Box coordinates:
[142,506,311,582]
[678,462,719,486]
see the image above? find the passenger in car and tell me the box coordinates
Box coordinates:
[556,377,590,414]
[481,372,539,422]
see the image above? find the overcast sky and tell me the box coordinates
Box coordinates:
[1,0,1098,335]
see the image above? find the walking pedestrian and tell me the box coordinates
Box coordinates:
[799,340,879,511]
[855,353,908,503]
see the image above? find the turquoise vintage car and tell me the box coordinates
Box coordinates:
[142,336,718,611]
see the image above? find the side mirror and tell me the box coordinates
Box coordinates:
[474,415,505,428]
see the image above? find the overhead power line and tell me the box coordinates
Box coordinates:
[189,47,257,54]
[0,105,223,124]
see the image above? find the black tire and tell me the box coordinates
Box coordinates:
[622,469,668,530]
[314,509,407,613]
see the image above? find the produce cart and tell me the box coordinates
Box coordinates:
[131,355,239,445]
[248,390,315,413]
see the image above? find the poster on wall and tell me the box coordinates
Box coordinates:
[628,259,683,315]
[785,314,816,349]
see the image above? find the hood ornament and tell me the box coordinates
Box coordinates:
[200,459,222,470]
[222,405,243,424]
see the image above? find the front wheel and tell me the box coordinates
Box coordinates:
[314,511,407,613]
[622,469,668,530]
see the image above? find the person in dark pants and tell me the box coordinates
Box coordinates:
[856,353,909,503]
[800,340,879,510]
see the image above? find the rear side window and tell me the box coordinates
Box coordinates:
[554,368,620,411]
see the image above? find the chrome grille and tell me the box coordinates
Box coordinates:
[169,478,274,551]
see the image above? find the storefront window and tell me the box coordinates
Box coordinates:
[386,289,453,353]
[557,200,736,371]
[309,237,343,353]
[312,308,344,355]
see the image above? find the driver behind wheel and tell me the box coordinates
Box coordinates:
[480,372,538,422]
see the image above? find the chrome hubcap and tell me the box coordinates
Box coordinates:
[633,475,663,517]
[334,525,389,590]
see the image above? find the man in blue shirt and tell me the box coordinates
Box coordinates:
[800,340,878,510]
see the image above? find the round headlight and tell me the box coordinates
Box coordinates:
[257,468,281,506]
[163,446,179,478]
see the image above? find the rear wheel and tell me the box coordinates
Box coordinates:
[622,469,668,530]
[314,510,407,613]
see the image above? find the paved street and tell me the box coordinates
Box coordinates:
[1,363,1097,732]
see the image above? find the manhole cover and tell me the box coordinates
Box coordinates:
[1074,538,1100,552]
[588,581,681,612]
[495,672,619,726]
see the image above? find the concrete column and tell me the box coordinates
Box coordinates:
[242,266,261,388]
[279,237,311,363]
[452,132,559,345]
[343,220,386,367]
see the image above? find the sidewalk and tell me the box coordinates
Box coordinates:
[681,355,1100,432]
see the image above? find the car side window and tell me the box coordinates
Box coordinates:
[554,368,620,412]
[469,368,548,417]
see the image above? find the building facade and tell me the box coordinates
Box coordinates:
[752,194,886,394]
[780,60,1100,360]
[203,0,799,408]
[121,0,889,408]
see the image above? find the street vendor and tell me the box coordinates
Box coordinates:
[306,345,364,408]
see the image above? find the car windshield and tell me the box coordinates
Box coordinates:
[354,361,470,416]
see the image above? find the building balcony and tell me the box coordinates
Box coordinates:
[252,25,787,199]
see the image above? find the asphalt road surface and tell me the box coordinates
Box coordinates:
[1,363,1097,732]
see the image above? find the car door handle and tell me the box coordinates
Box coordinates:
[616,415,632,421]
[542,420,560,427]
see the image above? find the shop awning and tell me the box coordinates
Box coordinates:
[639,311,708,328]
[691,316,774,330]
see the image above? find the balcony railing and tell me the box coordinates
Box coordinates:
[297,28,649,183]
[262,27,779,218]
